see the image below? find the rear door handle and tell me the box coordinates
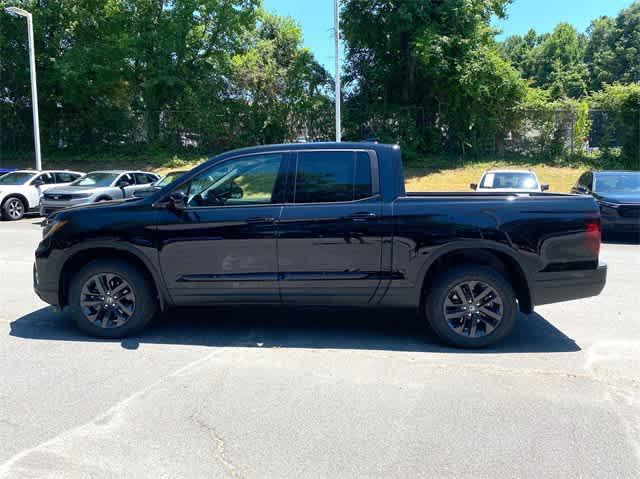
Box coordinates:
[246,216,276,224]
[347,212,377,221]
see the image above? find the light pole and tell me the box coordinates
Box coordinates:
[5,6,42,170]
[334,0,341,142]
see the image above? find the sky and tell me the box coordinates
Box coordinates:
[262,0,636,70]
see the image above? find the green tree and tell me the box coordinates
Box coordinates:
[584,16,617,90]
[341,0,523,156]
[500,28,540,78]
[230,12,332,145]
[121,0,259,144]
[585,2,640,91]
[591,83,640,169]
[526,23,588,98]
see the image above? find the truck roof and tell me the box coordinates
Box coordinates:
[212,141,400,159]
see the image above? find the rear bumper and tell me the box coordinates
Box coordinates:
[531,262,607,306]
[601,216,640,233]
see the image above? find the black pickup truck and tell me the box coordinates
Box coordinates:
[34,142,607,347]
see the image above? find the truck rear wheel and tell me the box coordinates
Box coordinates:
[424,265,517,348]
[69,259,157,338]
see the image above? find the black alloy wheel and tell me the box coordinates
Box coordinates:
[80,273,136,329]
[443,280,504,338]
[69,259,158,338]
[425,265,517,348]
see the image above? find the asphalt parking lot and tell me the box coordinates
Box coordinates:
[0,218,639,478]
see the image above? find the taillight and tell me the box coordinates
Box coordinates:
[585,220,601,257]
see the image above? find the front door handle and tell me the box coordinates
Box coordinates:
[246,216,276,224]
[347,212,377,221]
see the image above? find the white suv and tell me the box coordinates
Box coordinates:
[0,170,84,221]
[470,169,549,193]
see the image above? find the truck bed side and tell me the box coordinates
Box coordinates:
[381,193,604,310]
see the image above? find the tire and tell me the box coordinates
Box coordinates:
[2,196,26,221]
[69,259,158,338]
[424,265,517,348]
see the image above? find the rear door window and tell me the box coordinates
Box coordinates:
[134,173,153,185]
[54,172,76,183]
[34,173,56,185]
[120,174,134,186]
[354,152,373,199]
[294,151,373,203]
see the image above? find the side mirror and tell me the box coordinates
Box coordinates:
[541,184,550,192]
[168,191,186,210]
[117,180,131,188]
[575,185,588,194]
[470,183,478,191]
[32,178,44,187]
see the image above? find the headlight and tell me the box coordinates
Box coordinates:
[42,218,68,239]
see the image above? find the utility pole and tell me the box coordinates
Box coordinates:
[334,0,341,142]
[5,7,42,170]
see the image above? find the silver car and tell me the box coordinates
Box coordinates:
[40,170,160,216]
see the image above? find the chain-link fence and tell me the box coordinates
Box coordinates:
[0,103,335,158]
[505,109,627,158]
[1,103,635,165]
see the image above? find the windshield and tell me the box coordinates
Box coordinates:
[157,171,187,187]
[70,172,118,188]
[480,172,539,190]
[595,172,640,194]
[0,172,36,185]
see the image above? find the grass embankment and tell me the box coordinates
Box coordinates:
[1,149,208,177]
[3,149,610,194]
[405,162,582,193]
[403,153,617,193]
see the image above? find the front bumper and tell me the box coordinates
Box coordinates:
[40,198,92,217]
[33,261,60,307]
[531,262,607,306]
[600,204,640,233]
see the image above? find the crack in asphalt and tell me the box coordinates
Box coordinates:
[0,342,638,477]
[0,350,223,478]
[340,346,640,392]
[191,414,243,478]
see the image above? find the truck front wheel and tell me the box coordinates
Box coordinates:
[424,265,517,348]
[68,259,158,338]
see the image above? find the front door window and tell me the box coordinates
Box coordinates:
[177,154,285,208]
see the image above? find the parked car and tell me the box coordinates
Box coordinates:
[471,169,549,193]
[571,170,640,235]
[133,170,188,198]
[0,170,84,221]
[34,143,606,348]
[39,170,160,217]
